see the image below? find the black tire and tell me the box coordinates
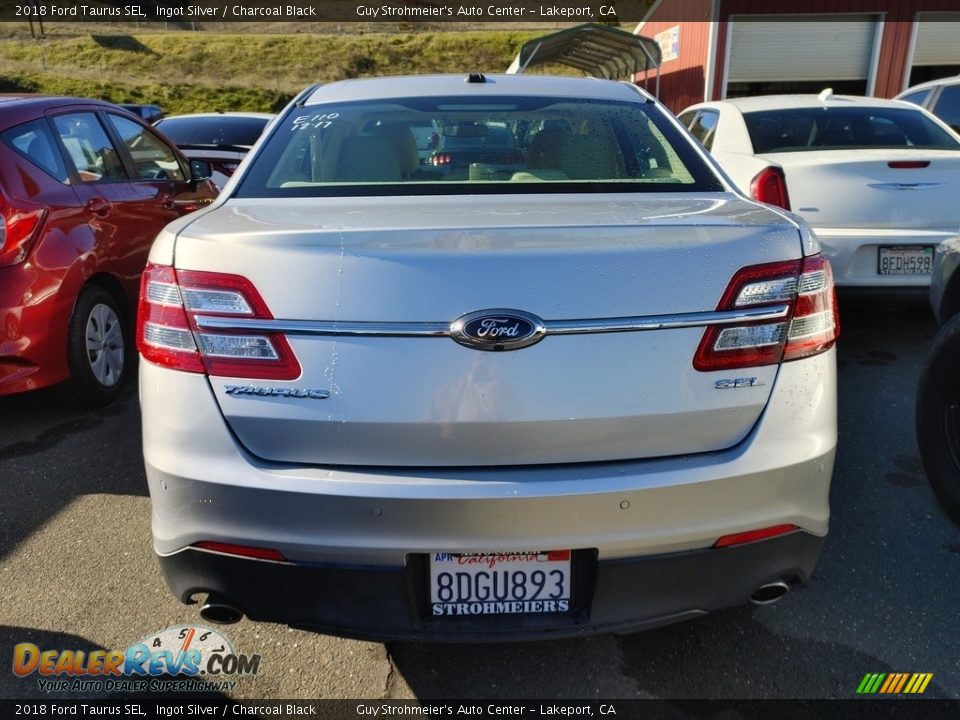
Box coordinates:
[916,313,960,525]
[61,285,129,407]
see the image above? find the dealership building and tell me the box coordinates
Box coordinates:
[635,1,960,112]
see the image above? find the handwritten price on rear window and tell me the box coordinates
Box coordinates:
[292,113,340,131]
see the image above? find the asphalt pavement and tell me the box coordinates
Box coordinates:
[0,296,956,700]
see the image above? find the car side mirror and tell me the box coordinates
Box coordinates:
[190,159,212,181]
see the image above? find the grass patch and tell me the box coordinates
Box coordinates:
[0,29,555,114]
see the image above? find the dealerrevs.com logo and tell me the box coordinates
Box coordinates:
[13,626,260,693]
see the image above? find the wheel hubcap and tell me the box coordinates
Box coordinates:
[85,303,124,387]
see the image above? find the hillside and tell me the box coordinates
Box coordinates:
[0,25,604,113]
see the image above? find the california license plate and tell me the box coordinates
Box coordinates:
[429,550,572,617]
[878,246,934,275]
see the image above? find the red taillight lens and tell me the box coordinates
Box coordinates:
[888,160,929,169]
[137,263,301,380]
[750,166,790,210]
[137,264,205,373]
[713,524,799,548]
[431,153,452,166]
[0,199,46,267]
[192,541,287,562]
[694,254,838,371]
[782,254,840,362]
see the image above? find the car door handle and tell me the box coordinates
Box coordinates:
[158,193,177,210]
[86,197,112,218]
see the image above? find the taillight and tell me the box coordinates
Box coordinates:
[137,263,301,380]
[694,254,838,371]
[750,166,790,210]
[0,198,46,267]
[888,160,929,169]
[782,255,840,361]
[430,153,453,166]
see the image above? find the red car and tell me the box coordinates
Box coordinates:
[0,95,217,404]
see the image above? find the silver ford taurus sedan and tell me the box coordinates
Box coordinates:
[138,74,838,641]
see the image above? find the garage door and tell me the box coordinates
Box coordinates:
[912,14,960,67]
[727,16,879,84]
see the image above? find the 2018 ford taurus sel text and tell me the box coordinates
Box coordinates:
[138,74,838,640]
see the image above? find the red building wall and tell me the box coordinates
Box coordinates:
[636,0,714,112]
[638,0,960,110]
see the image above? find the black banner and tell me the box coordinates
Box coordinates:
[3,700,960,720]
[3,0,954,23]
[0,0,642,23]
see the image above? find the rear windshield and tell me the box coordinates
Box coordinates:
[234,96,723,197]
[155,116,270,148]
[744,107,960,154]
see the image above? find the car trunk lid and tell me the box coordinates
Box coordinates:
[171,193,802,467]
[765,149,960,231]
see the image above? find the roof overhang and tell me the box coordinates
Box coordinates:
[506,23,661,81]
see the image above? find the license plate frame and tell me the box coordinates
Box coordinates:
[427,550,573,617]
[878,245,934,276]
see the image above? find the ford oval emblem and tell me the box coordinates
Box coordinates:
[450,309,546,351]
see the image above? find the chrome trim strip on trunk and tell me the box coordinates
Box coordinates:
[194,305,791,337]
[866,182,946,191]
[196,318,451,336]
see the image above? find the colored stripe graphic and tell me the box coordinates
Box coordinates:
[857,673,932,694]
[879,674,897,693]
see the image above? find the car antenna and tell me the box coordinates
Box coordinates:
[818,88,834,102]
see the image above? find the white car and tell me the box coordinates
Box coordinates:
[896,75,960,135]
[679,92,960,289]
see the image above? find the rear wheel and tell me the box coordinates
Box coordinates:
[916,314,960,525]
[61,285,129,406]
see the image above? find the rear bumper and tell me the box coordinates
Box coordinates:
[141,346,836,639]
[159,530,825,642]
[816,228,956,288]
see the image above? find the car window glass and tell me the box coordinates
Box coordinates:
[107,114,185,182]
[688,111,719,150]
[932,85,960,133]
[52,113,127,182]
[899,89,931,107]
[0,119,68,182]
[236,96,722,198]
[743,107,960,153]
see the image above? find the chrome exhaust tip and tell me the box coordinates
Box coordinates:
[749,580,790,606]
[199,595,243,624]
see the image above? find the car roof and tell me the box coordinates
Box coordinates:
[303,74,645,106]
[897,75,960,96]
[157,112,275,121]
[0,94,119,111]
[690,93,919,113]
